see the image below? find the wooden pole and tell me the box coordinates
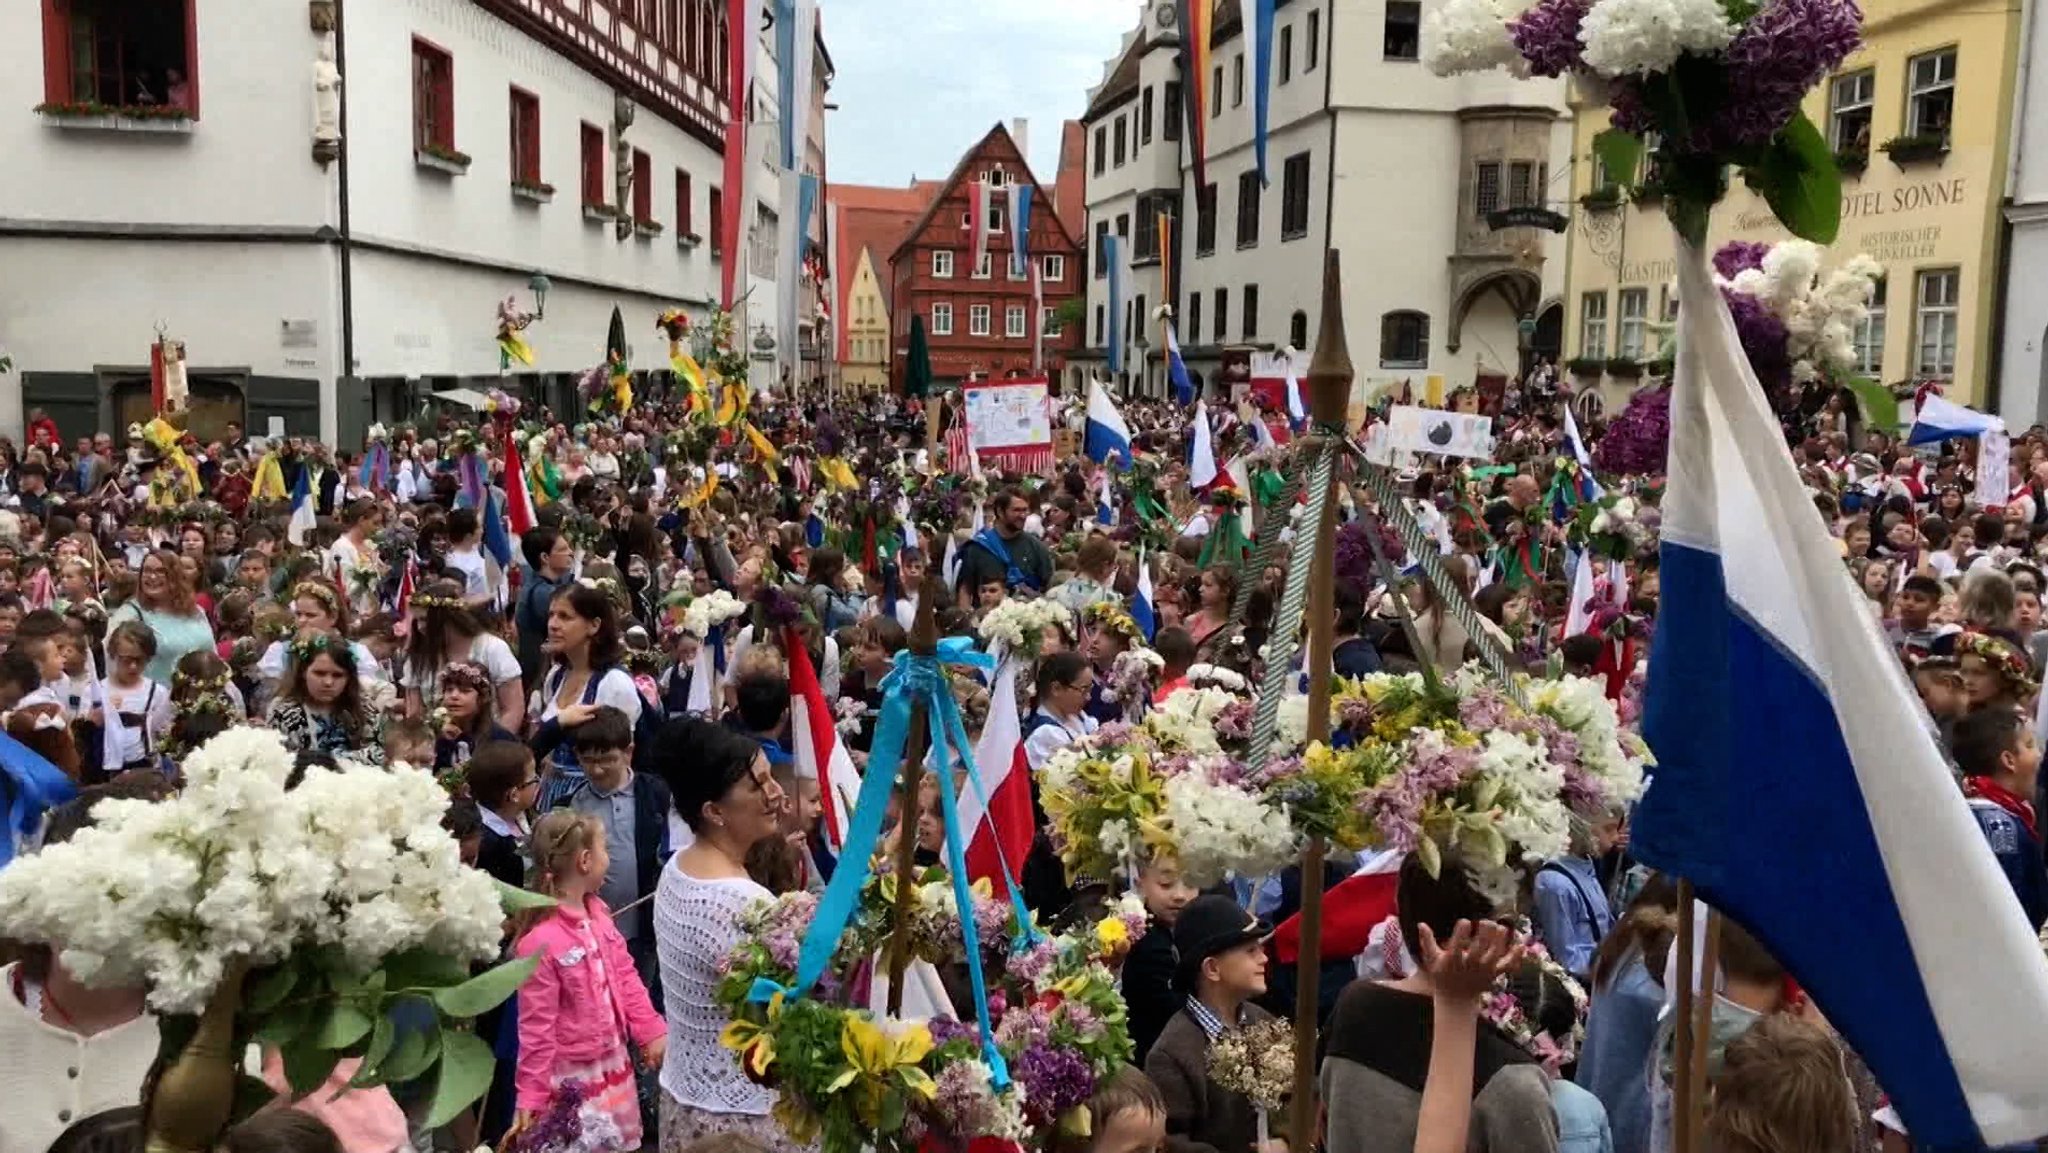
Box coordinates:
[1671,880,1699,1153]
[1287,250,1354,1153]
[1685,910,1722,1153]
[885,574,946,1014]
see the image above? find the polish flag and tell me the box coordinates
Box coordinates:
[785,627,859,852]
[1271,849,1402,964]
[393,558,418,638]
[969,180,992,276]
[503,436,537,536]
[961,655,1032,887]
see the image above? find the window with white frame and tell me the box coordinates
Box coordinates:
[1915,268,1959,378]
[974,252,992,279]
[932,250,954,279]
[1008,254,1028,281]
[1829,70,1874,154]
[1006,305,1027,338]
[1617,288,1649,358]
[1854,278,1886,376]
[970,305,993,336]
[1908,49,1956,140]
[1581,292,1609,359]
[1042,254,1065,281]
[932,303,954,335]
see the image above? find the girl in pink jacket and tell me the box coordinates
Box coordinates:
[511,811,668,1150]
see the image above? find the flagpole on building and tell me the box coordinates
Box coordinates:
[1288,250,1352,1153]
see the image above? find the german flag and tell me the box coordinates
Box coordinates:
[1177,0,1212,196]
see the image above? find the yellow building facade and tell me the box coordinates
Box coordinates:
[840,247,892,393]
[1561,0,2023,409]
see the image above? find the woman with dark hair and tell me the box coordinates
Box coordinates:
[648,718,793,1153]
[254,579,382,698]
[1184,565,1238,654]
[403,579,526,729]
[266,631,383,764]
[1322,853,1559,1153]
[527,582,642,809]
[801,546,864,633]
[106,547,215,684]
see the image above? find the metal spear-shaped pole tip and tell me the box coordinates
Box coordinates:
[1306,250,1354,427]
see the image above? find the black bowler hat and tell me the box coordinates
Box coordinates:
[1173,894,1272,975]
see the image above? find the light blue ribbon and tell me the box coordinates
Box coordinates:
[773,639,1026,1088]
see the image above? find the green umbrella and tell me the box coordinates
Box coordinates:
[904,313,933,398]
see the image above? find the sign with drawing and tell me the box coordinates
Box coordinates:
[1383,405,1497,460]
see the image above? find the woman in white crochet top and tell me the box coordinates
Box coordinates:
[649,717,798,1153]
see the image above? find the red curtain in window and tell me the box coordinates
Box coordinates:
[677,172,693,235]
[582,125,605,206]
[633,151,652,222]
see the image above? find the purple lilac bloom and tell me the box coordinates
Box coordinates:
[1249,755,1304,791]
[1059,1000,1102,1039]
[1361,742,1478,851]
[1007,939,1061,985]
[1713,241,1773,280]
[928,1016,983,1047]
[1015,1043,1095,1121]
[1725,290,1794,399]
[931,1060,1003,1135]
[1336,696,1376,735]
[1712,0,1863,149]
[1214,700,1255,742]
[1508,0,1592,76]
[995,1003,1055,1049]
[1592,385,1671,477]
[1458,690,1510,733]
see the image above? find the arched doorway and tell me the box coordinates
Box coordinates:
[1533,302,1563,368]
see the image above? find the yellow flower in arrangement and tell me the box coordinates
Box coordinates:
[829,1016,937,1125]
[719,991,784,1080]
[1095,916,1130,954]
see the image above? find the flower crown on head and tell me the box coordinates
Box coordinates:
[1478,934,1589,1076]
[437,660,492,697]
[288,632,343,666]
[1083,601,1144,643]
[409,592,468,614]
[1956,630,2039,697]
[291,581,340,613]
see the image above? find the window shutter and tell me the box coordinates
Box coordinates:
[42,0,71,106]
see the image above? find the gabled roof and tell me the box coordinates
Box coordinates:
[828,181,936,360]
[1082,30,1149,123]
[886,122,1081,265]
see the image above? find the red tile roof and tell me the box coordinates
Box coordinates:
[828,182,938,361]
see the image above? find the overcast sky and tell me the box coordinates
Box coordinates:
[822,0,1140,187]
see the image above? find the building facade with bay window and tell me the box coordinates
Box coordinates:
[1,0,826,445]
[1075,0,1572,402]
[1560,0,2021,415]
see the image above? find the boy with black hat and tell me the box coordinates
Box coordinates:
[1144,895,1288,1153]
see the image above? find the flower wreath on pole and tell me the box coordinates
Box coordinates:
[717,636,1144,1153]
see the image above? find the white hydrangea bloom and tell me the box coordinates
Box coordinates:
[1161,775,1296,888]
[1578,0,1736,78]
[1422,0,1523,77]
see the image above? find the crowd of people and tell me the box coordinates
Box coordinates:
[0,366,2039,1153]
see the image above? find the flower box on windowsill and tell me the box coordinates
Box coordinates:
[1578,187,1623,212]
[1606,357,1643,379]
[634,219,665,239]
[1566,357,1607,378]
[1835,148,1870,176]
[511,181,555,205]
[1881,134,1949,167]
[36,102,194,134]
[678,232,704,250]
[583,203,619,225]
[414,146,472,176]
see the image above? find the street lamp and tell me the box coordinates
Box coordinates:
[528,272,552,320]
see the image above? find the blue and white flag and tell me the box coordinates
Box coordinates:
[1085,379,1133,467]
[1285,358,1307,431]
[1007,183,1034,278]
[1132,549,1158,643]
[1167,325,1197,407]
[1106,235,1126,374]
[1189,400,1219,490]
[1096,469,1116,527]
[287,465,318,547]
[1562,404,1605,501]
[1634,243,2048,1152]
[1906,393,2003,447]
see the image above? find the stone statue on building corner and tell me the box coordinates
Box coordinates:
[312,33,341,167]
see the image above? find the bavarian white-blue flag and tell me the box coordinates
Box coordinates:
[1633,242,2048,1150]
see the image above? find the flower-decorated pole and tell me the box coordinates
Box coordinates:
[884,572,947,1013]
[1290,250,1353,1152]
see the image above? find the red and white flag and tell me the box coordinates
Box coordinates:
[785,627,860,852]
[503,436,537,536]
[961,656,1033,887]
[393,558,418,638]
[1271,849,1402,964]
[968,180,992,277]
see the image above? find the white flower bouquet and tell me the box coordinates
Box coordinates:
[680,589,748,640]
[977,598,1074,663]
[0,728,544,1129]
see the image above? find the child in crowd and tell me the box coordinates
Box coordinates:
[382,717,436,771]
[1123,855,1198,1064]
[560,707,675,988]
[1071,1065,1168,1153]
[512,810,668,1152]
[767,759,826,892]
[465,739,539,890]
[101,620,171,777]
[1952,707,2048,928]
[1703,1015,1858,1153]
[1146,895,1285,1153]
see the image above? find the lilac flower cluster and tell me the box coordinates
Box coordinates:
[1361,740,1479,852]
[1336,696,1377,735]
[1005,939,1062,986]
[1214,699,1254,744]
[994,1001,1054,1049]
[1592,386,1671,477]
[1713,241,1773,279]
[1508,0,1592,76]
[928,1014,983,1048]
[1457,688,1511,733]
[1334,518,1407,593]
[757,891,820,971]
[1014,1043,1094,1122]
[1725,290,1795,399]
[931,1059,1005,1134]
[1247,755,1304,792]
[1714,0,1863,149]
